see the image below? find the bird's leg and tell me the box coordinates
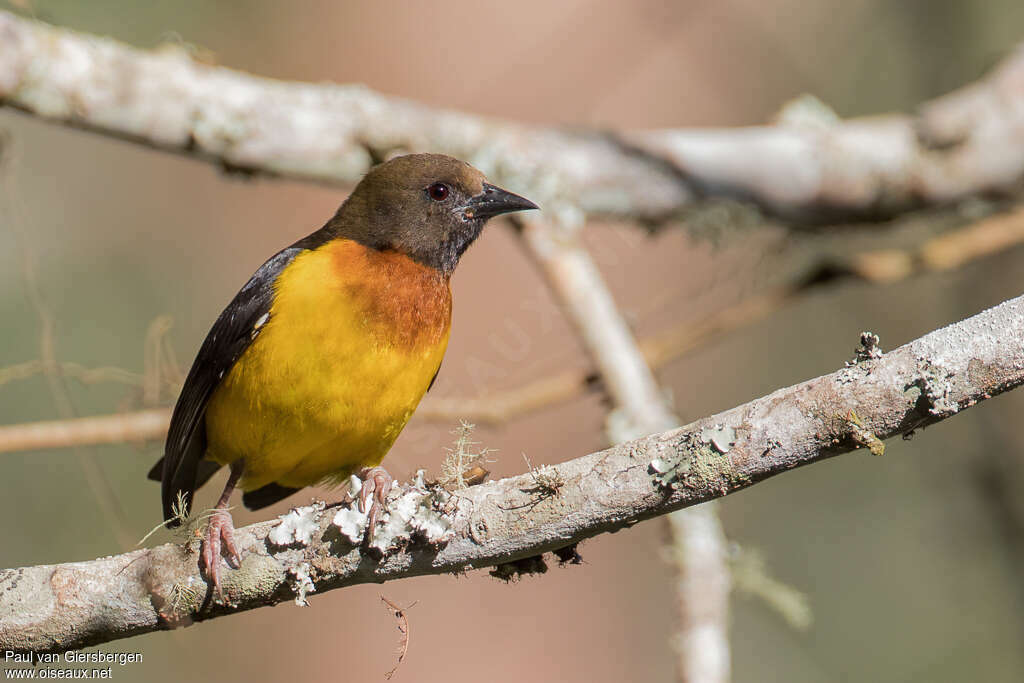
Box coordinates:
[357,466,393,542]
[201,460,244,598]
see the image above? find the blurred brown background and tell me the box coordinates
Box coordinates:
[2,1,1024,681]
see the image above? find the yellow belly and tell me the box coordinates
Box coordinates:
[204,239,451,491]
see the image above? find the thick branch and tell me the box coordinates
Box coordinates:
[2,12,1024,222]
[3,292,1022,653]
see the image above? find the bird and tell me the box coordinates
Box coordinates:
[148,153,538,594]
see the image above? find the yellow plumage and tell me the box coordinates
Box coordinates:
[203,238,451,492]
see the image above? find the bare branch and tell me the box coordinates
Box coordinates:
[0,408,169,453]
[3,291,1022,653]
[2,12,1024,222]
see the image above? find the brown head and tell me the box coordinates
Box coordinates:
[325,154,538,275]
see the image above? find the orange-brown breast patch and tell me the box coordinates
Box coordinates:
[328,240,452,349]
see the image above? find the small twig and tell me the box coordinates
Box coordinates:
[0,360,143,387]
[0,408,171,454]
[380,595,415,680]
[838,204,1024,283]
[729,546,811,631]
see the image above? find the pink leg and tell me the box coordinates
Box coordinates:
[357,466,393,542]
[200,461,243,598]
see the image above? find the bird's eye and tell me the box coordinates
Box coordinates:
[426,183,450,201]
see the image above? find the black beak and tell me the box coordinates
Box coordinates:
[463,183,539,221]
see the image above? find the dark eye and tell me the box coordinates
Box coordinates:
[426,183,450,201]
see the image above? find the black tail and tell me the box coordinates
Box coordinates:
[148,454,223,525]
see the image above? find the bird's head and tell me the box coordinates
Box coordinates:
[331,153,538,275]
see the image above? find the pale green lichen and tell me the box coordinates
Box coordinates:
[686,446,746,491]
[651,431,746,492]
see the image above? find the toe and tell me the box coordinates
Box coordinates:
[221,520,241,570]
[200,511,240,597]
[358,476,376,514]
[205,522,223,592]
[360,467,394,543]
[373,471,393,506]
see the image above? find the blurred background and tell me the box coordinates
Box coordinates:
[2,1,1024,681]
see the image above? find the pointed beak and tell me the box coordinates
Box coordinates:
[463,183,539,221]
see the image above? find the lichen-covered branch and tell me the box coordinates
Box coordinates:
[2,12,1024,223]
[4,292,1021,654]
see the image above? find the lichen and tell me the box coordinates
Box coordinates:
[686,446,744,493]
[651,430,744,493]
[521,454,564,497]
[288,562,315,607]
[700,424,736,454]
[915,358,959,415]
[332,506,368,544]
[838,332,883,384]
[369,483,453,553]
[268,502,324,547]
[854,332,883,362]
[330,471,455,552]
[439,421,495,490]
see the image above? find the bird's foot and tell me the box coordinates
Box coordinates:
[357,466,393,543]
[201,509,241,599]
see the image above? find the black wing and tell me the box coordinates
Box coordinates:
[158,246,306,525]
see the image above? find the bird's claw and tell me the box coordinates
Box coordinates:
[201,509,240,599]
[357,466,393,543]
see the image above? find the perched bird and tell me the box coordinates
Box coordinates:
[148,153,537,593]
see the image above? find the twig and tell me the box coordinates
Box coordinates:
[380,595,414,680]
[0,409,172,454]
[0,360,143,387]
[3,290,1022,653]
[835,204,1024,283]
[729,546,812,632]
